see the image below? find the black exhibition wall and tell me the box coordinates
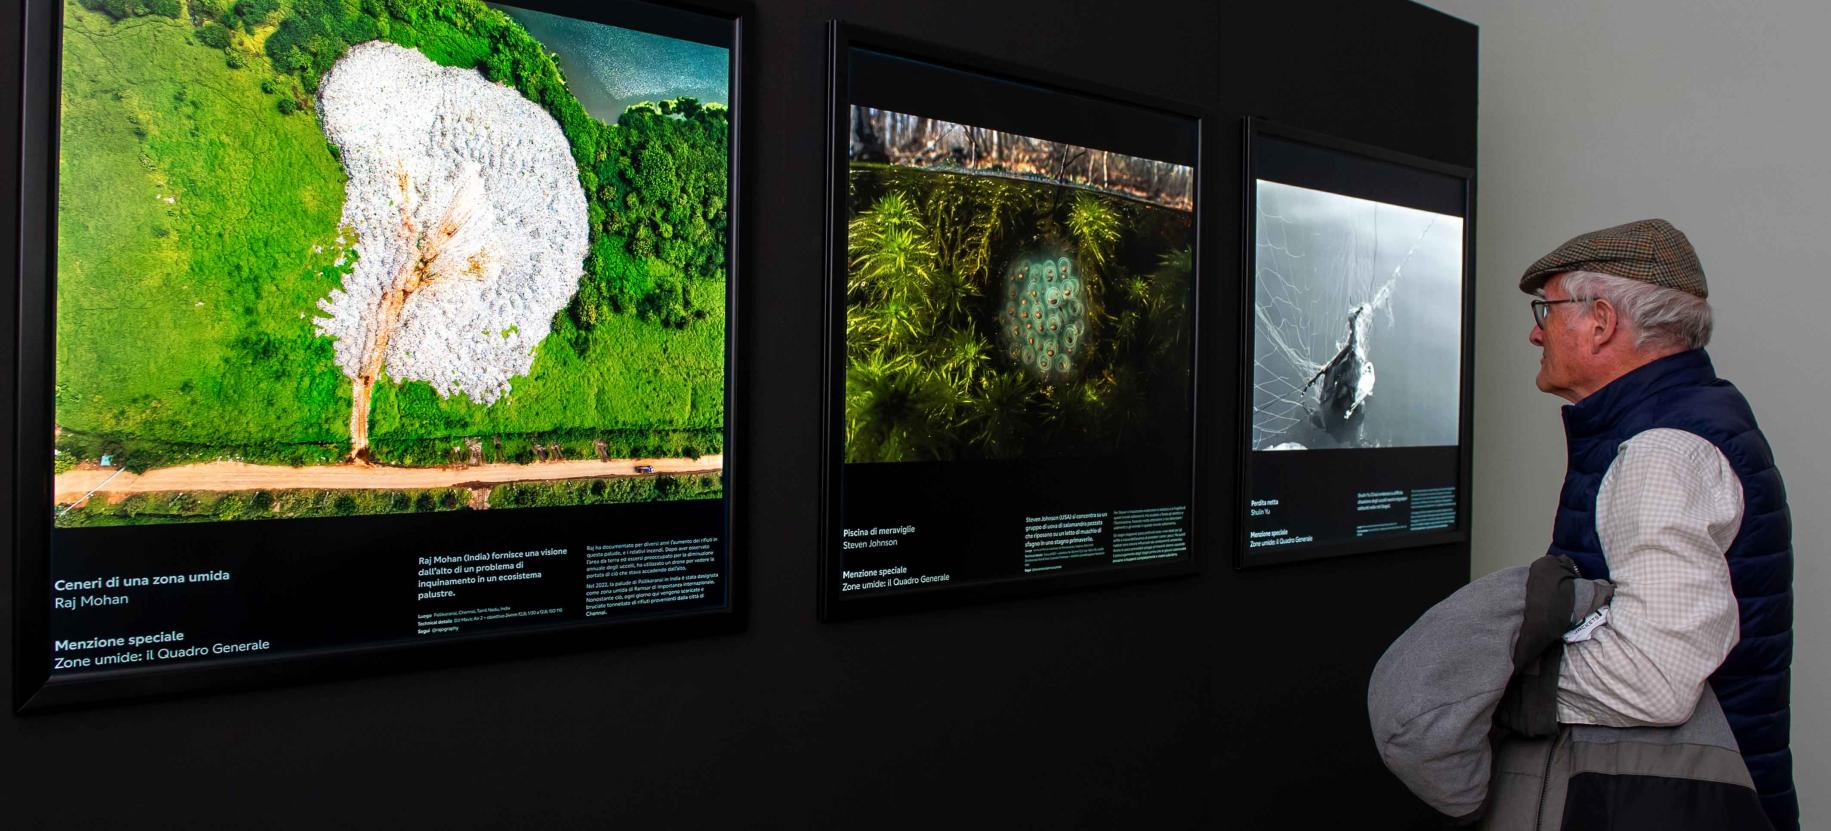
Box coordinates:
[0,0,1474,826]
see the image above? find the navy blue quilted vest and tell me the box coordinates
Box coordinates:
[1550,348,1796,830]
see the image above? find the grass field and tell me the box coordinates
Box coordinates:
[56,6,352,457]
[54,0,727,490]
[366,278,726,451]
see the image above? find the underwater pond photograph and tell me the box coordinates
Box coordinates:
[843,107,1196,464]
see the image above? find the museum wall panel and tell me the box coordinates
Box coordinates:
[0,0,1474,825]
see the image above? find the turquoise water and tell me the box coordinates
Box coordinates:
[492,3,728,124]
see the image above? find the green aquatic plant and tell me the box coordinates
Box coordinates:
[968,370,1036,458]
[851,189,922,237]
[845,352,958,462]
[1101,371,1151,439]
[937,327,992,391]
[1144,246,1196,359]
[865,294,924,354]
[1067,190,1120,271]
[923,267,980,329]
[962,178,1029,283]
[844,304,885,361]
[920,175,974,277]
[848,191,935,305]
[1039,376,1114,444]
[843,164,1194,463]
[1157,245,1194,281]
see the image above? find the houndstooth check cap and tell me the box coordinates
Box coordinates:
[1519,218,1708,298]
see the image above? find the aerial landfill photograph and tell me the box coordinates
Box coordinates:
[52,0,729,525]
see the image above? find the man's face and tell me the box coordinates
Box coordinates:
[1529,274,1589,401]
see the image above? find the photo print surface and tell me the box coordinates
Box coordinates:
[845,109,1195,464]
[1241,126,1471,567]
[1251,181,1463,451]
[54,0,729,527]
[825,37,1200,617]
[32,0,737,703]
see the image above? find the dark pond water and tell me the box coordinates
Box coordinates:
[492,3,728,124]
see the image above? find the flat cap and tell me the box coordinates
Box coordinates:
[1519,218,1707,298]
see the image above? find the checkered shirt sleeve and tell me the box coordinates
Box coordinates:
[1556,428,1744,727]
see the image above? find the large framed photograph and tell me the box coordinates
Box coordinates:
[821,24,1203,618]
[1238,119,1473,568]
[13,0,743,709]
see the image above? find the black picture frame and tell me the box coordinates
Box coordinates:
[1235,117,1476,569]
[820,22,1207,620]
[10,0,752,711]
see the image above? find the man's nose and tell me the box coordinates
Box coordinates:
[1529,323,1544,346]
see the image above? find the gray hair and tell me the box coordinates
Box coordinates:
[1558,270,1713,351]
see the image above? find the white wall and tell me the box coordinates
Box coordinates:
[1418,0,1831,822]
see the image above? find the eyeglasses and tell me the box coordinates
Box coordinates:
[1531,297,1591,327]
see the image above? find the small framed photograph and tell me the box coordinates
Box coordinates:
[821,23,1205,618]
[15,0,746,709]
[1237,118,1474,568]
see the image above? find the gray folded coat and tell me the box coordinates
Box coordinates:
[1368,555,1770,829]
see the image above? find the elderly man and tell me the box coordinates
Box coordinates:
[1522,219,1796,830]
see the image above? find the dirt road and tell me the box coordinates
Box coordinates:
[53,455,723,504]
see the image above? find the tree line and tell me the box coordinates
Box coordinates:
[850,108,1193,211]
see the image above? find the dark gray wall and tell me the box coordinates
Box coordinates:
[0,0,1474,826]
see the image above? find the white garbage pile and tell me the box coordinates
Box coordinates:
[314,40,590,406]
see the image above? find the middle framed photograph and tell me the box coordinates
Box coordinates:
[821,24,1203,619]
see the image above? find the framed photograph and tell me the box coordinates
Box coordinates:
[1237,118,1474,568]
[821,23,1204,619]
[13,0,744,709]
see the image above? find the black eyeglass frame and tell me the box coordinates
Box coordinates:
[1531,297,1592,327]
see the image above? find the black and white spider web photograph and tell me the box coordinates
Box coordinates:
[1251,180,1464,451]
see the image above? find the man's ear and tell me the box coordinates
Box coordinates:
[1589,298,1620,353]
